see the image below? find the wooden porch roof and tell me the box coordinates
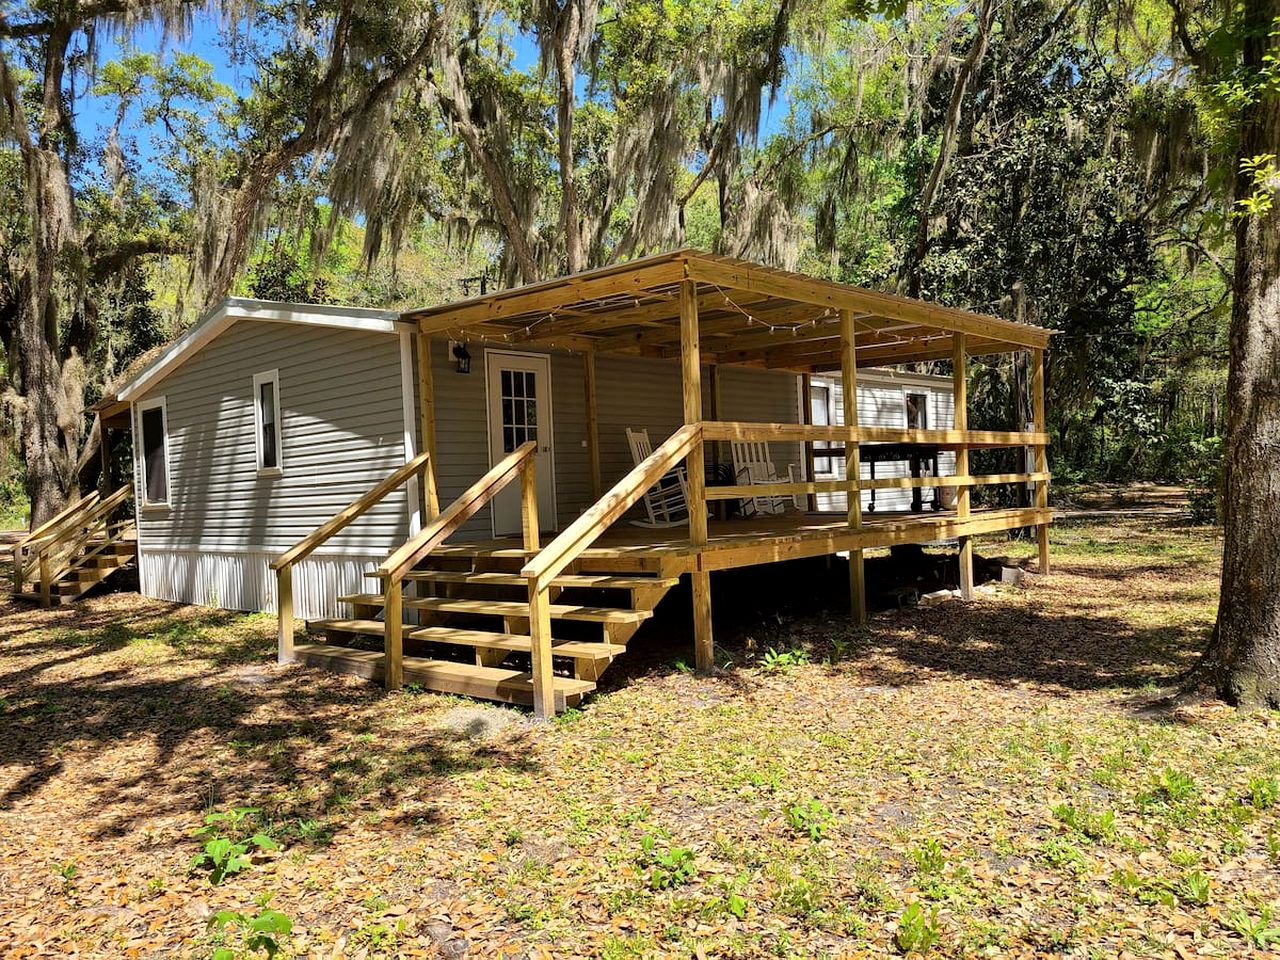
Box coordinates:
[403,249,1053,371]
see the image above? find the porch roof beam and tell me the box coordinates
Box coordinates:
[684,257,1051,350]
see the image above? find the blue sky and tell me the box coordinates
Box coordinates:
[78,8,787,181]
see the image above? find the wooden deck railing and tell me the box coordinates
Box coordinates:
[521,424,702,719]
[272,451,432,663]
[11,484,133,606]
[369,441,539,690]
[698,421,1050,502]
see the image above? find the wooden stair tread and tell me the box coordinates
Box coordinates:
[408,626,625,658]
[337,594,651,624]
[411,597,651,623]
[292,643,596,705]
[373,570,677,590]
[305,619,625,660]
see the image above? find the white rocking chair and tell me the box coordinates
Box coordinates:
[626,427,692,528]
[731,440,798,517]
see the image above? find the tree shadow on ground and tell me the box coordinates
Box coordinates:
[601,550,1207,700]
[0,594,541,845]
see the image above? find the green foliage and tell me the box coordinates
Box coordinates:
[639,834,696,890]
[1227,905,1280,949]
[1050,802,1117,843]
[1141,768,1199,806]
[209,904,293,959]
[1174,870,1212,906]
[785,799,835,842]
[760,646,810,673]
[190,808,280,884]
[1187,436,1225,524]
[1248,776,1279,810]
[895,901,942,954]
[908,838,946,875]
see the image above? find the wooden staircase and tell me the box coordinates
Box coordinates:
[299,545,678,708]
[275,432,703,718]
[11,485,136,606]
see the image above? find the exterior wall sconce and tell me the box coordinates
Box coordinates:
[452,342,472,374]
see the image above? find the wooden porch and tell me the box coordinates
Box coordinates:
[276,249,1055,719]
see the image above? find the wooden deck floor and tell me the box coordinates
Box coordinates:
[433,505,1052,574]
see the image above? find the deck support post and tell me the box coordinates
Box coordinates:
[801,373,817,514]
[680,277,714,672]
[384,577,404,691]
[528,581,557,721]
[583,349,602,500]
[953,334,974,599]
[1032,347,1050,574]
[39,552,51,609]
[416,332,440,519]
[521,457,540,552]
[839,308,866,625]
[276,564,294,663]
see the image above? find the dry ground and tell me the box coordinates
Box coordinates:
[1,517,1278,959]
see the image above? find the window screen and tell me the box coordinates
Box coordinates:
[259,379,278,468]
[141,406,167,503]
[905,392,928,430]
[810,384,833,474]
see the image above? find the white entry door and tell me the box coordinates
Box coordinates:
[486,351,557,537]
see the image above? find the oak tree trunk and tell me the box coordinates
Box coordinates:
[1197,0,1280,708]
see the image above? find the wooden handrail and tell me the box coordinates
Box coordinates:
[13,491,99,551]
[522,423,702,588]
[275,451,434,666]
[704,472,1053,500]
[700,421,1049,449]
[376,442,537,583]
[272,451,432,571]
[20,484,132,605]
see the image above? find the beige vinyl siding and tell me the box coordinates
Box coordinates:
[426,344,803,534]
[133,317,412,558]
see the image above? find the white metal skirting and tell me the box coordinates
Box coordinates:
[139,549,385,620]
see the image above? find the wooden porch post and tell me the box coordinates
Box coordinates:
[681,278,714,671]
[415,332,440,519]
[801,373,817,513]
[839,308,866,624]
[276,564,294,664]
[953,334,974,599]
[583,349,602,500]
[1032,347,1050,574]
[384,577,404,691]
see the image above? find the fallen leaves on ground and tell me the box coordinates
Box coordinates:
[0,515,1278,958]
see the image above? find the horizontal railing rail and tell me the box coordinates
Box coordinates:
[704,472,1052,501]
[701,420,1048,449]
[273,451,433,663]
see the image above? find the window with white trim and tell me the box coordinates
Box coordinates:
[253,369,282,474]
[810,383,835,475]
[138,397,169,505]
[905,391,929,430]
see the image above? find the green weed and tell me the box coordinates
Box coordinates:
[785,799,834,842]
[895,902,941,954]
